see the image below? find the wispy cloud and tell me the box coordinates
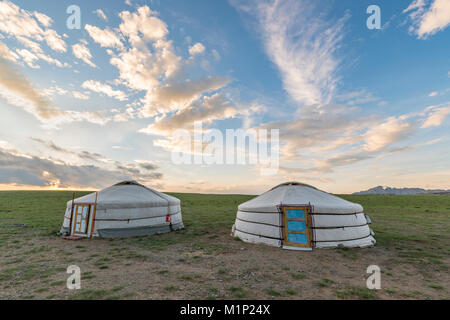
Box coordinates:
[0,41,19,62]
[141,93,239,136]
[85,24,124,50]
[72,91,90,100]
[362,116,416,152]
[0,60,108,127]
[232,0,348,106]
[0,0,66,60]
[142,76,231,116]
[94,9,108,21]
[337,89,380,106]
[189,42,205,56]
[403,0,450,38]
[421,104,450,128]
[72,40,97,68]
[81,80,128,101]
[0,59,62,119]
[232,0,450,178]
[272,103,448,175]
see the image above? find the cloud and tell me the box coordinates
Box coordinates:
[404,0,450,38]
[0,41,19,62]
[85,24,124,50]
[81,80,128,101]
[94,9,108,21]
[362,116,416,152]
[98,5,234,122]
[0,1,66,52]
[232,0,347,106]
[140,94,265,156]
[142,76,231,115]
[112,106,137,122]
[16,49,66,69]
[32,138,109,163]
[17,36,42,53]
[337,89,380,106]
[424,137,443,145]
[0,1,68,69]
[13,37,66,68]
[72,41,96,68]
[33,11,52,28]
[255,103,370,160]
[110,44,181,93]
[72,91,90,100]
[42,85,68,97]
[119,6,168,45]
[253,99,447,176]
[15,48,39,68]
[0,146,162,189]
[212,49,221,61]
[134,160,159,171]
[310,152,375,174]
[26,138,162,187]
[31,137,70,153]
[44,29,66,52]
[0,59,61,119]
[0,60,109,126]
[141,93,239,136]
[403,0,426,13]
[189,42,205,55]
[429,91,438,97]
[228,0,442,177]
[421,105,450,128]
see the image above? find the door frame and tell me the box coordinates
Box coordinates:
[71,203,92,237]
[281,205,313,248]
[70,192,98,238]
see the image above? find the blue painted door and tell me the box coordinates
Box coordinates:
[283,207,311,247]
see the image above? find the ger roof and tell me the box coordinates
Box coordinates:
[238,181,363,214]
[67,181,180,209]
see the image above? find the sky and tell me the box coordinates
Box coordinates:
[0,0,449,194]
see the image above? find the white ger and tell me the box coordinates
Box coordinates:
[59,181,184,238]
[232,182,375,250]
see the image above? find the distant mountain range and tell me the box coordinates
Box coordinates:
[353,186,450,195]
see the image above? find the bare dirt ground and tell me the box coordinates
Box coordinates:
[1,227,448,300]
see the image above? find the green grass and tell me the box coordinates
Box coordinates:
[164,285,179,292]
[69,289,108,300]
[285,288,297,295]
[316,278,334,288]
[0,191,449,300]
[341,194,450,272]
[179,274,200,281]
[217,268,227,275]
[0,191,91,236]
[1,191,448,261]
[336,286,377,300]
[428,284,444,290]
[50,280,65,286]
[291,272,307,280]
[228,286,247,299]
[157,270,169,275]
[337,247,359,260]
[265,288,282,297]
[83,272,96,280]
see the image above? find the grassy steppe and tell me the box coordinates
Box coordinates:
[0,191,448,299]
